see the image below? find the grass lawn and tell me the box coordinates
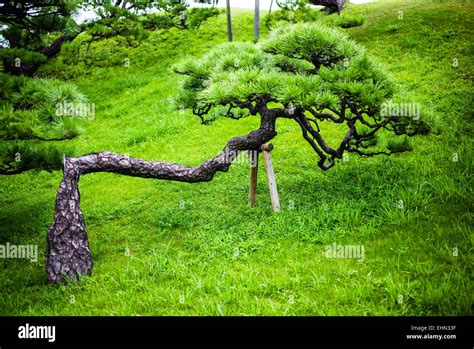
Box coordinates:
[0,1,472,315]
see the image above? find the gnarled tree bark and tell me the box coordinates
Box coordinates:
[46,111,277,284]
[308,0,346,13]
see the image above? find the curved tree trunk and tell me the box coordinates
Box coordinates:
[46,113,278,284]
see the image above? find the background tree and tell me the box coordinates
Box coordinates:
[0,0,81,76]
[79,0,157,49]
[45,23,428,284]
[255,0,260,41]
[81,0,221,54]
[226,0,233,42]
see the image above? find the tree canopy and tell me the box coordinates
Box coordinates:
[174,23,428,170]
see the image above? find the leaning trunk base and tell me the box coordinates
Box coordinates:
[46,159,93,284]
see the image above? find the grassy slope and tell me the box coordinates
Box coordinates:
[0,3,472,315]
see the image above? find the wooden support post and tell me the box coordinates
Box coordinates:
[261,144,281,212]
[248,150,258,207]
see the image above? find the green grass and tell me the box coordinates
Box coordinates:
[0,3,473,316]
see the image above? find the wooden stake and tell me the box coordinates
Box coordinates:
[248,150,258,207]
[261,144,281,212]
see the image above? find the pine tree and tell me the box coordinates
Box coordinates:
[0,75,90,175]
[45,23,428,283]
